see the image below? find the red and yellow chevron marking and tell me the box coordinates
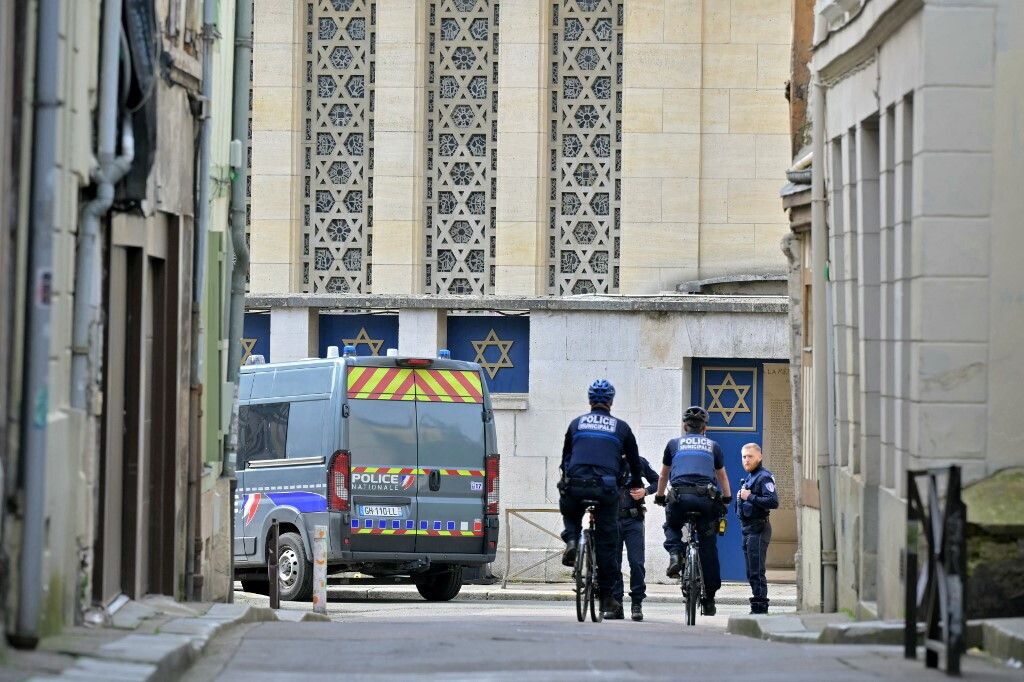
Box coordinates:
[350,466,483,477]
[353,528,483,537]
[346,367,483,403]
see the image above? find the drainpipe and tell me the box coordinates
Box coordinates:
[225,0,253,601]
[812,76,838,613]
[12,0,61,649]
[71,0,134,412]
[185,0,218,604]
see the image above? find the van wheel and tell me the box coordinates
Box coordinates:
[240,577,269,595]
[277,532,314,602]
[414,566,463,602]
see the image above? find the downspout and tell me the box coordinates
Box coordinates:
[185,0,218,603]
[225,0,253,600]
[812,76,838,612]
[71,0,133,412]
[12,0,61,649]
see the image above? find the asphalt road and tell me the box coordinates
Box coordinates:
[183,593,1019,681]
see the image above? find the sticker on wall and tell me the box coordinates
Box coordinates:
[446,315,529,393]
[242,313,271,364]
[318,313,399,358]
[700,366,758,432]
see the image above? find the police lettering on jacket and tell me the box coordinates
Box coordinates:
[737,465,779,522]
[663,434,724,485]
[561,408,643,487]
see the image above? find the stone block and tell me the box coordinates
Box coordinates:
[371,220,416,265]
[664,0,701,43]
[660,178,699,222]
[376,0,419,44]
[501,454,553,510]
[398,309,445,356]
[701,134,756,179]
[819,620,908,645]
[371,263,417,295]
[373,131,418,177]
[496,174,540,221]
[912,402,987,459]
[248,263,292,294]
[699,223,755,277]
[921,6,995,87]
[622,222,699,272]
[624,0,664,44]
[699,178,729,223]
[498,41,542,89]
[495,220,540,264]
[755,134,790,180]
[250,220,296,264]
[375,44,419,87]
[703,44,758,89]
[639,313,694,368]
[623,44,702,89]
[496,132,543,179]
[495,265,541,296]
[620,177,662,223]
[253,0,295,45]
[728,178,786,224]
[622,88,664,133]
[373,175,417,221]
[910,278,989,342]
[252,43,296,88]
[252,87,295,131]
[917,86,994,153]
[249,176,294,220]
[271,307,318,361]
[636,368,684,427]
[250,130,294,176]
[911,217,990,277]
[622,133,700,178]
[529,312,568,361]
[497,87,543,133]
[618,266,664,296]
[701,88,730,134]
[729,89,789,134]
[910,342,987,403]
[754,223,789,269]
[730,0,791,45]
[915,151,993,217]
[702,0,732,43]
[662,89,700,133]
[757,43,789,90]
[375,87,418,132]
[498,0,543,39]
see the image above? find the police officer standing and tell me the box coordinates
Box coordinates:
[559,380,644,620]
[736,442,778,614]
[654,406,731,615]
[610,455,660,621]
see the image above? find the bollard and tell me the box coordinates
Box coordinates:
[312,525,327,614]
[268,519,280,609]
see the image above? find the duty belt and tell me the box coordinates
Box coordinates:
[671,485,718,499]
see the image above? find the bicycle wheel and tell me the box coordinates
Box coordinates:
[587,537,602,623]
[574,533,587,622]
[684,546,699,626]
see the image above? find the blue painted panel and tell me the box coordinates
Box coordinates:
[318,314,399,358]
[446,315,529,393]
[690,359,766,581]
[242,313,271,364]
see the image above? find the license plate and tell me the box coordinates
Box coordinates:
[359,505,405,518]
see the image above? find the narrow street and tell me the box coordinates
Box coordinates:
[183,593,1018,681]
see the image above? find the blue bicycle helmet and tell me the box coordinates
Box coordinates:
[587,379,616,405]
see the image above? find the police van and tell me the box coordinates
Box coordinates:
[233,347,500,601]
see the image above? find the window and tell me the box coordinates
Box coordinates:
[286,399,329,457]
[239,402,290,467]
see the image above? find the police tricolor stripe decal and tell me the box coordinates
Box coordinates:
[350,518,484,537]
[346,367,483,403]
[351,466,484,477]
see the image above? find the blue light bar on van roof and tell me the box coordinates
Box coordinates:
[438,349,451,359]
[342,345,357,357]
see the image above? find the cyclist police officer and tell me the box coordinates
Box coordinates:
[654,406,732,615]
[559,380,644,620]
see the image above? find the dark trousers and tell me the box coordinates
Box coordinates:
[560,481,620,599]
[663,494,722,597]
[612,516,646,603]
[742,520,772,610]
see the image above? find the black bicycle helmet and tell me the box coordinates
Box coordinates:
[683,405,709,423]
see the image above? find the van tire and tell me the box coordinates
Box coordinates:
[277,532,314,602]
[414,566,463,602]
[240,577,269,595]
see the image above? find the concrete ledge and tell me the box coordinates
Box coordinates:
[245,292,789,315]
[819,620,908,645]
[982,618,1024,663]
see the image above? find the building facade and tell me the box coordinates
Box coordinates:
[786,0,1024,616]
[246,0,799,583]
[1,0,238,644]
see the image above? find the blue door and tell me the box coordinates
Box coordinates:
[690,359,764,581]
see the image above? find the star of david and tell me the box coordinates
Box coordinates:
[471,329,514,380]
[706,372,752,425]
[240,338,257,365]
[344,327,384,356]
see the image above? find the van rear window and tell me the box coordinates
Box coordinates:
[239,402,289,466]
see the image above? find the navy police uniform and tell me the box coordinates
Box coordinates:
[737,463,779,613]
[560,407,643,599]
[612,456,659,606]
[662,433,726,599]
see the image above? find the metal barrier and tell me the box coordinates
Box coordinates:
[905,466,966,675]
[501,508,563,589]
[267,519,280,609]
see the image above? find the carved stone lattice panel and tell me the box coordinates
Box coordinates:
[425,0,499,295]
[303,0,375,293]
[548,0,622,295]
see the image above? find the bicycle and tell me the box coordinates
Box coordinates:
[573,501,602,623]
[678,511,706,627]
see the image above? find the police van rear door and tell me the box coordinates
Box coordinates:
[346,363,418,552]
[412,367,487,554]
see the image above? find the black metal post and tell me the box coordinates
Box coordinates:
[905,468,919,660]
[268,519,280,609]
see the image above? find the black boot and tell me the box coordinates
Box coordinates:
[749,599,769,615]
[666,552,684,578]
[561,539,578,567]
[601,596,624,620]
[631,602,643,622]
[702,598,716,616]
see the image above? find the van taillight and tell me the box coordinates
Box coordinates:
[485,454,499,515]
[329,451,350,511]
